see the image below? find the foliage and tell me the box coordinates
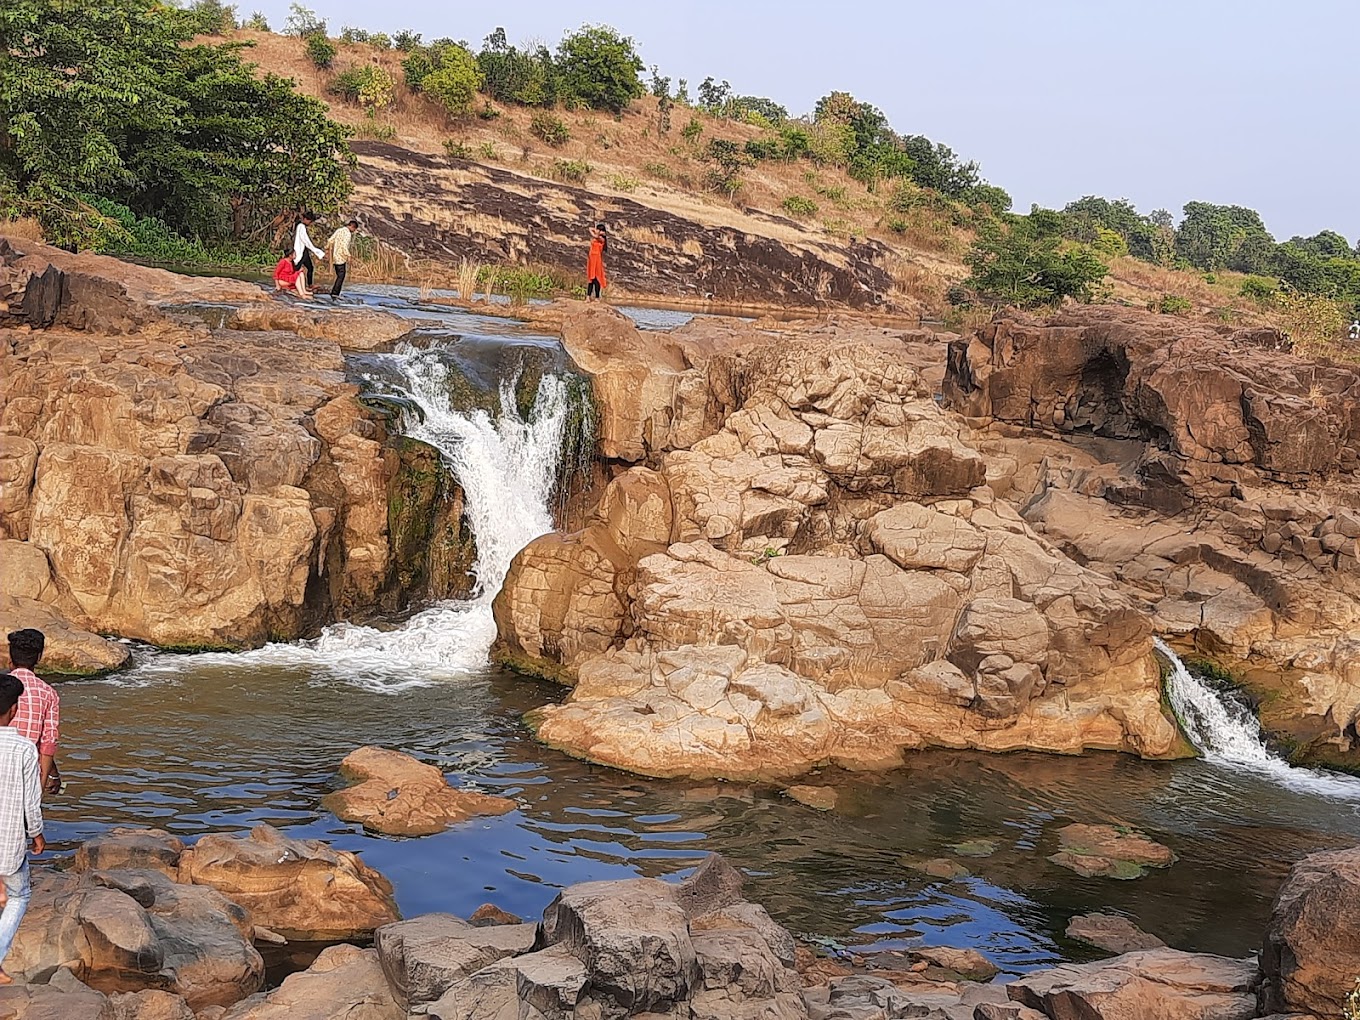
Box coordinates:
[551,159,591,183]
[1176,201,1275,272]
[781,195,818,218]
[1092,225,1129,257]
[642,161,672,180]
[331,64,395,109]
[681,117,703,142]
[339,25,369,43]
[964,215,1110,308]
[184,0,237,35]
[1239,275,1278,302]
[1154,294,1192,315]
[443,139,472,160]
[478,28,558,106]
[368,32,391,49]
[530,111,570,147]
[0,0,353,247]
[392,29,422,51]
[1270,290,1346,353]
[400,47,437,91]
[242,10,269,30]
[422,44,486,117]
[704,138,753,197]
[610,174,638,191]
[305,33,336,69]
[964,183,1012,214]
[86,196,271,265]
[284,2,324,36]
[555,24,644,114]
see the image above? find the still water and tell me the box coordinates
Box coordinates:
[45,657,1360,976]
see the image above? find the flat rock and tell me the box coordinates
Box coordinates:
[217,944,403,1020]
[901,857,971,880]
[469,903,522,926]
[1066,913,1166,954]
[1007,949,1257,1020]
[74,828,185,878]
[1048,823,1176,879]
[785,785,839,811]
[322,746,516,837]
[178,824,398,941]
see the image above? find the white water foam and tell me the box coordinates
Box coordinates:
[130,344,569,691]
[1158,637,1360,799]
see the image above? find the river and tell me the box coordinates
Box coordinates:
[37,285,1360,976]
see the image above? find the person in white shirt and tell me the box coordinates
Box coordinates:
[0,672,43,985]
[325,219,359,299]
[292,211,326,291]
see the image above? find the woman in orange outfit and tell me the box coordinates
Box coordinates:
[586,222,607,300]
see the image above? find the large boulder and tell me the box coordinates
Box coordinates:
[375,913,536,1011]
[321,746,515,837]
[177,825,399,942]
[0,967,117,1020]
[1007,950,1257,1020]
[218,944,403,1020]
[1259,844,1360,1017]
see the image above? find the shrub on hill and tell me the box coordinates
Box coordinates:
[306,33,336,69]
[964,215,1109,308]
[554,25,644,114]
[530,112,570,147]
[422,44,486,116]
[331,64,395,109]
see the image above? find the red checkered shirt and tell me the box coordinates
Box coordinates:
[8,668,59,756]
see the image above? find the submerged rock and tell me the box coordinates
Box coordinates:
[785,785,838,811]
[322,746,516,837]
[1047,823,1176,880]
[1065,913,1166,954]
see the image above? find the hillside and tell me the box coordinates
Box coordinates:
[235,29,1276,324]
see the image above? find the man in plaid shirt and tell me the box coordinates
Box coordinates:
[0,672,44,983]
[6,631,60,796]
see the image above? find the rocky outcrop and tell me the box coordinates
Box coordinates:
[496,310,1181,778]
[1259,844,1360,1017]
[322,746,516,836]
[944,306,1360,769]
[0,237,473,662]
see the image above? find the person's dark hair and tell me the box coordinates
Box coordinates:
[347,219,359,229]
[7,629,44,669]
[301,210,316,223]
[0,674,24,717]
[595,222,608,252]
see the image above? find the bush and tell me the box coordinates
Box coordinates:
[555,24,645,113]
[1154,294,1193,315]
[610,175,638,192]
[242,10,269,30]
[704,138,752,197]
[400,48,436,91]
[477,102,500,120]
[642,161,672,180]
[530,111,570,147]
[185,0,237,35]
[478,28,558,107]
[331,64,395,109]
[1240,276,1277,301]
[338,26,369,43]
[422,44,486,116]
[551,159,591,184]
[884,216,908,234]
[478,142,498,159]
[681,116,702,143]
[284,2,324,36]
[782,195,818,218]
[393,29,422,51]
[306,34,336,69]
[369,32,391,49]
[443,139,472,160]
[964,218,1110,308]
[1092,225,1129,258]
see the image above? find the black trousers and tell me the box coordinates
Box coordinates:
[331,262,347,297]
[587,277,602,299]
[293,249,315,289]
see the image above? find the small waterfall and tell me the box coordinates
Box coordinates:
[1157,638,1360,799]
[133,340,580,690]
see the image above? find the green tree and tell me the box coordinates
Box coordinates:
[422,43,486,116]
[964,215,1109,308]
[1175,201,1274,272]
[477,28,557,106]
[555,24,644,114]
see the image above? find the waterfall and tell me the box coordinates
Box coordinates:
[132,341,574,690]
[1157,638,1360,799]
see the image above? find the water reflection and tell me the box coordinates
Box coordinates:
[47,658,1360,975]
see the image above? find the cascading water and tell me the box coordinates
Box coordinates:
[133,339,579,690]
[1157,637,1360,799]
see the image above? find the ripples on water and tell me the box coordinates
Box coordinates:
[48,657,1360,974]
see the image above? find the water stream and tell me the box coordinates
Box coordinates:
[37,292,1360,973]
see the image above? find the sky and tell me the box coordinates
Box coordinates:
[247,0,1356,241]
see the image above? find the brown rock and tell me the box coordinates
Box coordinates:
[785,785,838,811]
[178,824,398,942]
[468,904,522,927]
[0,595,129,675]
[0,967,112,1019]
[321,746,515,837]
[1048,823,1177,879]
[107,989,196,1020]
[1066,913,1166,954]
[375,913,537,1011]
[217,944,403,1020]
[1260,844,1360,1017]
[74,828,185,878]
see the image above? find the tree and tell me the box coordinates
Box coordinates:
[477,29,557,107]
[964,215,1109,308]
[555,24,644,114]
[0,0,352,246]
[1175,201,1274,272]
[422,43,486,116]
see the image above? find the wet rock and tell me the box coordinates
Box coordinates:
[1007,949,1257,1020]
[1259,844,1360,1017]
[1048,823,1176,879]
[321,746,516,837]
[785,785,839,811]
[676,853,748,920]
[178,824,399,942]
[1066,913,1166,954]
[8,869,263,1011]
[911,946,999,982]
[813,972,1007,1020]
[948,840,997,859]
[374,913,536,1011]
[973,1004,1049,1020]
[901,857,971,881]
[217,944,403,1019]
[426,945,591,1020]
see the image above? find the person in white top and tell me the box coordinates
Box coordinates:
[292,211,326,291]
[325,219,359,299]
[0,672,43,985]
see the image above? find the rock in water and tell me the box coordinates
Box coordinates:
[785,785,838,810]
[1007,949,1257,1020]
[1048,823,1176,879]
[1066,913,1166,954]
[178,824,399,941]
[1259,844,1360,1017]
[322,746,516,837]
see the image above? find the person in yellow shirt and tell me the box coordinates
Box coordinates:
[325,219,359,299]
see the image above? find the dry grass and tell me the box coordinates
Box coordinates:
[887,255,947,310]
[347,235,409,278]
[0,217,46,242]
[455,258,481,301]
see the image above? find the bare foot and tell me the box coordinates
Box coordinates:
[0,970,13,985]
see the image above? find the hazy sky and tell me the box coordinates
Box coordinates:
[247,0,1355,241]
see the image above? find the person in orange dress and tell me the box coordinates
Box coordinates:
[586,222,607,300]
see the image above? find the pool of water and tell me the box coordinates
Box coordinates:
[45,654,1360,976]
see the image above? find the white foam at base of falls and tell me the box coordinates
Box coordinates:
[130,344,569,690]
[1157,637,1360,799]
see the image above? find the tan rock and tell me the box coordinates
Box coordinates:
[322,746,515,837]
[108,989,196,1020]
[218,944,403,1020]
[0,435,38,539]
[0,540,51,601]
[1066,913,1166,954]
[1049,823,1177,880]
[0,595,130,674]
[784,785,838,811]
[178,824,399,942]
